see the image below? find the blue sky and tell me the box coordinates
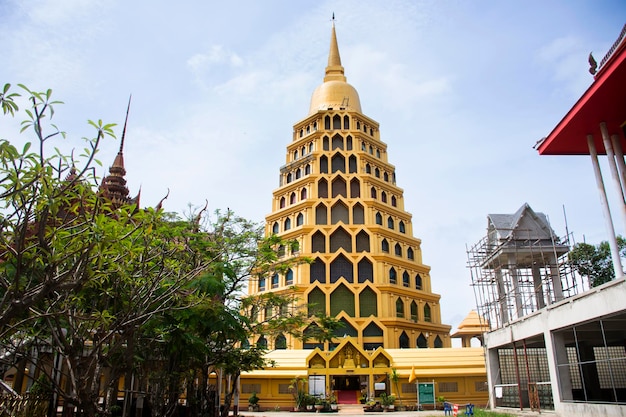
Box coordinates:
[1,0,625,336]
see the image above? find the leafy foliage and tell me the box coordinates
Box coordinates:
[568,236,626,287]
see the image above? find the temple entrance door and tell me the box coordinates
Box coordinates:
[331,376,361,404]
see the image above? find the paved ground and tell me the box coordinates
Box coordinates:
[237,407,548,417]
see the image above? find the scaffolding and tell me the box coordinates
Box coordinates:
[466,204,589,330]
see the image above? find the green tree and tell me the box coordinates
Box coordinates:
[568,236,626,287]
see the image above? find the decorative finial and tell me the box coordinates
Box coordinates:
[332,12,335,24]
[588,52,598,75]
[120,94,132,153]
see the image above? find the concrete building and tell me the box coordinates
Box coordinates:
[240,21,488,410]
[472,23,626,417]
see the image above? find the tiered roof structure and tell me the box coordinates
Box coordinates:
[249,22,451,351]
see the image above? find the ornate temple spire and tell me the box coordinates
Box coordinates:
[99,96,137,209]
[309,17,362,114]
[324,18,346,83]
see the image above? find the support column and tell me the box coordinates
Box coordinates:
[587,134,624,279]
[531,263,545,310]
[610,133,626,198]
[508,253,524,319]
[548,256,564,303]
[600,122,626,234]
[495,268,509,325]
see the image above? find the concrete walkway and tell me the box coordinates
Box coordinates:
[237,407,548,417]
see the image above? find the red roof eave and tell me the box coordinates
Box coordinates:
[537,42,626,156]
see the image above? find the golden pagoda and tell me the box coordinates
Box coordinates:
[240,21,487,410]
[253,21,451,351]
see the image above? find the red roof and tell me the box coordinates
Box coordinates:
[537,28,626,156]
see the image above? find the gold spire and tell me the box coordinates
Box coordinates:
[324,22,346,83]
[309,19,361,114]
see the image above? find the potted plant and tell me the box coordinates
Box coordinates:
[380,393,395,411]
[289,376,308,411]
[389,368,404,410]
[436,396,446,410]
[248,392,260,411]
[328,394,338,411]
[359,392,367,404]
[305,394,315,411]
[314,397,325,412]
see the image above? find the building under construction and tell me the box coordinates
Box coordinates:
[466,203,585,330]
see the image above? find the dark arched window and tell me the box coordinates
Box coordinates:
[320,155,328,173]
[330,227,352,252]
[391,195,397,207]
[333,114,341,129]
[296,213,304,226]
[399,331,409,348]
[284,218,291,231]
[381,191,387,203]
[310,258,326,283]
[330,254,353,283]
[305,164,311,175]
[332,134,343,150]
[365,163,371,174]
[424,304,432,322]
[272,222,279,234]
[407,247,414,260]
[399,221,405,233]
[370,187,377,199]
[382,239,389,253]
[318,179,328,198]
[280,197,285,208]
[257,336,267,349]
[395,298,404,318]
[286,269,294,285]
[375,212,383,225]
[353,203,364,224]
[416,274,422,290]
[358,258,373,283]
[290,192,296,204]
[331,176,347,197]
[374,167,380,178]
[272,273,279,289]
[350,178,360,198]
[394,243,402,257]
[324,116,331,130]
[301,188,307,200]
[417,334,428,348]
[356,230,370,252]
[389,267,396,284]
[410,301,418,322]
[315,204,327,225]
[402,271,410,287]
[275,334,287,349]
[387,217,394,229]
[348,155,357,173]
[312,231,326,253]
[343,115,349,129]
[434,336,443,348]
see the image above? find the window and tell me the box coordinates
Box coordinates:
[391,196,397,207]
[257,336,267,349]
[394,243,402,257]
[370,187,377,198]
[272,273,279,289]
[387,217,394,229]
[381,191,387,203]
[417,333,428,348]
[343,115,349,129]
[275,334,287,350]
[416,274,422,290]
[395,298,404,318]
[333,114,341,129]
[375,212,383,225]
[357,258,373,283]
[242,384,261,394]
[259,277,266,291]
[296,213,304,226]
[407,248,414,260]
[399,331,409,348]
[286,269,294,285]
[410,301,418,322]
[382,239,389,253]
[424,304,431,322]
[272,222,279,234]
[439,382,458,392]
[284,218,291,230]
[399,221,405,233]
[320,155,328,173]
[402,271,410,287]
[279,197,285,208]
[318,178,328,198]
[315,204,327,224]
[389,267,396,284]
[290,192,296,204]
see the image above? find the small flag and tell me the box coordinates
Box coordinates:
[408,365,416,383]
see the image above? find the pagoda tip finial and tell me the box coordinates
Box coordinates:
[120,94,132,154]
